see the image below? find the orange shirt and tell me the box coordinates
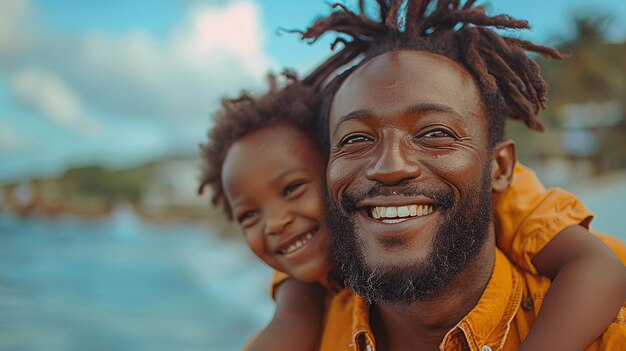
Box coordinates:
[319,249,626,351]
[495,164,594,274]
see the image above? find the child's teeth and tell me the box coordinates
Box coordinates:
[282,231,315,254]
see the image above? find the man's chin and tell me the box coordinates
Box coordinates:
[351,258,445,304]
[362,244,432,274]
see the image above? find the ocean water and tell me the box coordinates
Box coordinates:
[575,180,626,238]
[0,178,624,351]
[0,207,274,351]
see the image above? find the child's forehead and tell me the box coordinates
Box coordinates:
[223,125,323,178]
[240,124,319,153]
[221,125,325,204]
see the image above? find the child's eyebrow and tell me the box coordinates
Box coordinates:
[229,191,256,210]
[269,168,309,188]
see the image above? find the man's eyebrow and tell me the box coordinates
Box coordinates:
[336,103,462,125]
[407,103,460,117]
[336,109,375,125]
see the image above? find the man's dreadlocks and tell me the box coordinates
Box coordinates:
[295,0,563,148]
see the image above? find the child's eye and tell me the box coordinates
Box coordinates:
[284,182,305,196]
[237,210,257,224]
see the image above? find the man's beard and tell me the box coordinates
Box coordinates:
[326,170,493,304]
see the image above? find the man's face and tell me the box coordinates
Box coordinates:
[326,50,496,302]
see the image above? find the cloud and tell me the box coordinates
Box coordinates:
[0,0,31,53]
[181,1,270,75]
[0,121,32,151]
[11,67,102,134]
[0,0,275,127]
[0,0,278,178]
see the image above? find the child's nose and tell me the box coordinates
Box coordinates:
[264,212,294,235]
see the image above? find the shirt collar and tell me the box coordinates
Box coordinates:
[446,249,523,350]
[352,293,375,350]
[351,249,523,351]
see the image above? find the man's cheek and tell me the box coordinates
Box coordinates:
[326,162,351,201]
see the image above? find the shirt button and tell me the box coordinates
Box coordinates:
[481,346,492,351]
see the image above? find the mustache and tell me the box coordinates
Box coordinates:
[339,183,455,213]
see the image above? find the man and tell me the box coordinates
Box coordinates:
[296,1,626,350]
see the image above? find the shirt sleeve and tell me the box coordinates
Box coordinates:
[270,270,291,300]
[494,163,594,274]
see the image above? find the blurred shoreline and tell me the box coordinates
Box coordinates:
[0,155,240,238]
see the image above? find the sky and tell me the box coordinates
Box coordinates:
[1,0,625,182]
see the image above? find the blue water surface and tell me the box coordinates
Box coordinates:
[0,207,273,351]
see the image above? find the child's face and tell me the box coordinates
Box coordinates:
[221,125,333,282]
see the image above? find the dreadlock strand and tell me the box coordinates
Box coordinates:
[498,81,533,122]
[474,30,531,99]
[405,0,430,35]
[504,37,564,60]
[375,0,390,24]
[304,42,364,89]
[359,0,366,15]
[385,0,404,29]
[462,0,477,10]
[504,48,550,112]
[521,70,541,113]
[461,28,497,91]
[300,7,384,44]
[431,0,453,18]
[482,51,528,99]
[477,28,548,113]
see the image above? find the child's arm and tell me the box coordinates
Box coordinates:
[247,278,325,351]
[519,224,626,351]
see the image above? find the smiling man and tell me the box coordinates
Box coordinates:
[297,1,626,350]
[327,50,499,307]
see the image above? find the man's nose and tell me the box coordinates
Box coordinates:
[264,209,294,236]
[365,139,421,185]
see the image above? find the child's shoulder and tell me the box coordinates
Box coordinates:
[271,270,341,300]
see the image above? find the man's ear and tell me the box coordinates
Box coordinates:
[491,140,516,193]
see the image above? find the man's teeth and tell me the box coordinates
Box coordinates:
[281,232,314,254]
[370,205,434,220]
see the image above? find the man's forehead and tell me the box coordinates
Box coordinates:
[330,50,480,128]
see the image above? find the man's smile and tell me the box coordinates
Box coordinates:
[355,195,438,223]
[345,195,444,241]
[368,204,434,223]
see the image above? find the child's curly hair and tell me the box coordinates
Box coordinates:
[198,72,322,219]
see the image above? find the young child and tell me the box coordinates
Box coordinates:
[199,77,626,351]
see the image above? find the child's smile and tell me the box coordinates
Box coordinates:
[221,125,333,282]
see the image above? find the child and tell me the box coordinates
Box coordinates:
[199,77,626,351]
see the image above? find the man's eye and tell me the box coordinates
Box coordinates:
[422,129,453,138]
[237,211,257,224]
[284,182,304,196]
[340,135,372,145]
